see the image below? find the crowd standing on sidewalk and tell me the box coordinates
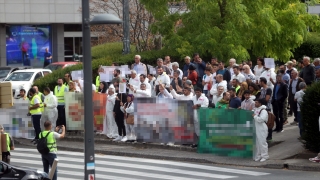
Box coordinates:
[13,54,320,165]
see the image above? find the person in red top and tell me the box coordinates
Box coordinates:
[188,64,198,86]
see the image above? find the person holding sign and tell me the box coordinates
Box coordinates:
[131,55,147,75]
[0,125,14,164]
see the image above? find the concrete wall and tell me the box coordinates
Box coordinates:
[0,0,82,23]
[52,24,64,62]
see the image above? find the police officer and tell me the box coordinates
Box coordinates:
[40,120,65,180]
[29,88,44,144]
[0,125,14,164]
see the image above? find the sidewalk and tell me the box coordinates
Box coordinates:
[14,117,320,171]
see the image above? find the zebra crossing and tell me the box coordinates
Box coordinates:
[10,148,270,180]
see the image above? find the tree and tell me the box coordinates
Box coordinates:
[89,0,157,51]
[139,0,320,61]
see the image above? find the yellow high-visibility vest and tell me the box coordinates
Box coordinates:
[29,95,43,115]
[54,85,66,103]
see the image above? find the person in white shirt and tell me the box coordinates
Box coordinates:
[202,67,213,96]
[228,58,236,76]
[252,99,269,162]
[212,86,224,106]
[139,74,151,94]
[147,74,157,97]
[240,90,255,111]
[170,62,183,80]
[41,87,58,131]
[231,65,246,83]
[157,83,173,99]
[75,78,96,93]
[260,68,277,90]
[192,87,209,147]
[170,86,193,100]
[102,85,119,138]
[128,70,140,94]
[131,83,151,97]
[254,58,265,83]
[210,74,227,96]
[294,82,306,137]
[165,55,172,70]
[242,65,256,83]
[155,66,171,94]
[131,55,147,75]
[120,94,135,142]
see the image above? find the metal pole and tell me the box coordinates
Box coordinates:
[123,0,130,54]
[82,0,95,179]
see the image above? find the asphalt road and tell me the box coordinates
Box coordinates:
[10,146,320,180]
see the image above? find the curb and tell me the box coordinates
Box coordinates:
[15,139,320,172]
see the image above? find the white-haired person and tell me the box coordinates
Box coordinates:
[102,85,119,139]
[170,62,183,80]
[128,70,140,94]
[131,55,147,75]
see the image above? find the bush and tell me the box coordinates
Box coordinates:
[34,42,182,91]
[292,32,320,60]
[301,82,320,152]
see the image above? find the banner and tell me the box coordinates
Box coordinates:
[65,92,107,131]
[197,108,255,158]
[0,99,34,139]
[134,97,195,144]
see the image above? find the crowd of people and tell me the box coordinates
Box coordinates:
[15,54,320,164]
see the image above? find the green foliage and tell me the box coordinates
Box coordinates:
[293,32,320,59]
[140,0,320,62]
[34,42,181,91]
[301,82,320,152]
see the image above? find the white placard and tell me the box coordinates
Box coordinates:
[71,70,83,80]
[119,83,127,93]
[264,58,275,69]
[147,65,157,75]
[135,64,145,75]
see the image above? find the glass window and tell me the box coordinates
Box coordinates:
[4,72,34,81]
[0,68,11,79]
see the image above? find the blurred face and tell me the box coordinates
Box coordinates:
[291,71,298,79]
[140,84,146,90]
[139,76,145,83]
[57,79,63,86]
[216,75,222,83]
[172,65,178,71]
[99,83,104,89]
[147,74,153,81]
[134,56,140,64]
[127,96,132,102]
[69,83,74,89]
[259,81,264,87]
[292,60,297,66]
[257,59,262,65]
[205,70,211,75]
[173,72,179,78]
[303,58,309,66]
[194,55,200,62]
[249,86,254,92]
[229,61,235,67]
[64,74,70,81]
[33,86,38,93]
[218,63,224,69]
[276,76,282,83]
[316,69,320,78]
[217,87,224,94]
[233,68,239,74]
[195,90,201,97]
[255,101,261,108]
[184,58,190,64]
[232,79,237,87]
[157,60,163,67]
[131,73,136,79]
[279,65,285,71]
[287,64,293,69]
[157,68,163,75]
[113,70,118,77]
[224,92,230,101]
[165,56,170,63]
[212,65,218,72]
[244,93,250,100]
[108,89,114,95]
[45,48,49,53]
[19,90,25,97]
[159,85,164,93]
[243,66,250,74]
[229,90,235,97]
[211,59,217,65]
[183,88,190,96]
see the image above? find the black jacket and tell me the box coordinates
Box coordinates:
[272,82,288,102]
[113,93,127,115]
[300,64,315,85]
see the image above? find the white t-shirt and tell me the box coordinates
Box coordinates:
[294,90,305,112]
[78,79,96,92]
[202,74,213,90]
[231,73,246,83]
[254,65,264,80]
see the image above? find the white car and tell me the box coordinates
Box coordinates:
[2,69,52,98]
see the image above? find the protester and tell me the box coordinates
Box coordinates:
[227,58,236,77]
[120,94,135,142]
[300,56,315,86]
[252,99,269,162]
[170,86,193,100]
[191,87,209,148]
[128,70,140,95]
[98,81,108,93]
[68,81,77,92]
[216,92,230,109]
[170,62,183,80]
[188,64,198,86]
[63,73,72,88]
[248,82,261,100]
[237,82,249,101]
[18,89,27,100]
[260,67,277,90]
[210,74,227,96]
[40,120,65,180]
[0,125,14,164]
[41,87,58,131]
[243,65,256,83]
[241,90,255,111]
[158,83,173,98]
[154,66,171,95]
[202,67,213,96]
[156,58,171,75]
[191,53,206,89]
[113,87,127,142]
[182,56,194,77]
[29,87,43,144]
[288,70,304,125]
[231,65,246,83]
[231,79,241,95]
[272,74,288,133]
[131,55,148,75]
[294,82,307,138]
[132,83,152,97]
[254,57,265,84]
[170,70,183,92]
[212,86,224,106]
[229,88,241,109]
[216,61,231,84]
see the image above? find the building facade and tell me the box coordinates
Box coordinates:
[0,0,91,67]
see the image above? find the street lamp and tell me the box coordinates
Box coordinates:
[82,1,122,180]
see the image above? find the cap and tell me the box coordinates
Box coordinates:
[285,61,293,66]
[185,80,192,85]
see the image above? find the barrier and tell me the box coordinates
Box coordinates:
[197,108,256,158]
[0,82,13,108]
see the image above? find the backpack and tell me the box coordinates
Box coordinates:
[258,109,275,129]
[37,132,51,155]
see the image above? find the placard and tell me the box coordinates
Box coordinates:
[264,58,275,69]
[71,70,83,81]
[119,83,126,94]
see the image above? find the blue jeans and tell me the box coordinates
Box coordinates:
[42,153,57,180]
[297,111,303,137]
